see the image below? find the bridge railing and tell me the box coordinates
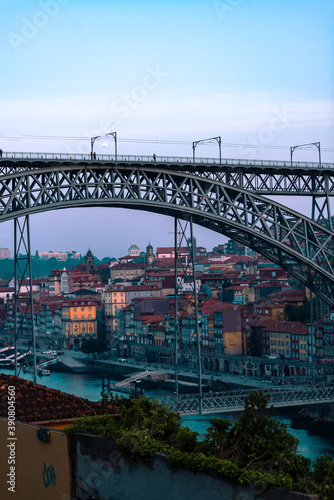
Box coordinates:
[0,151,331,169]
[155,385,334,415]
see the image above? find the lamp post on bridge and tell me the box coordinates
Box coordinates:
[192,136,222,167]
[91,132,117,161]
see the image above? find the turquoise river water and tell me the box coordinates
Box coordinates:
[2,368,333,463]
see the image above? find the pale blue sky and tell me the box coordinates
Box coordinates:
[0,0,333,258]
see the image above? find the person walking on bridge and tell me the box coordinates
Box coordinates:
[0,149,3,158]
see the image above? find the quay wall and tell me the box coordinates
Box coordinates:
[292,403,334,433]
[70,433,318,500]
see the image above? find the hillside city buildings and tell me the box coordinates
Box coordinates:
[0,241,333,380]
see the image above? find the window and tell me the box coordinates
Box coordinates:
[74,307,77,312]
[81,307,84,312]
[74,315,77,320]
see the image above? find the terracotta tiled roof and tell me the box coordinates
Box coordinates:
[0,374,117,424]
[156,247,188,254]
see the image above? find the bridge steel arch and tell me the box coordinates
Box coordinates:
[0,161,334,307]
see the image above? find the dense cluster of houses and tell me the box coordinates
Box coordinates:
[0,241,333,376]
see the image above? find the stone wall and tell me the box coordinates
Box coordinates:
[70,434,318,500]
[292,403,334,432]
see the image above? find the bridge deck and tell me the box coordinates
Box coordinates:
[1,151,333,171]
[155,385,334,415]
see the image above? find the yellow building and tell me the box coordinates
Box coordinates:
[105,286,126,333]
[264,323,309,360]
[269,330,291,357]
[255,304,285,321]
[62,298,99,345]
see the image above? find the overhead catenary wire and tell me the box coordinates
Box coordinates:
[0,134,333,153]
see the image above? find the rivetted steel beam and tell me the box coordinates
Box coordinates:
[1,156,334,197]
[0,164,333,307]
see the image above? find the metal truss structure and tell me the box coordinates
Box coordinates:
[0,158,333,306]
[1,158,334,304]
[155,385,334,415]
[13,216,37,382]
[172,217,202,407]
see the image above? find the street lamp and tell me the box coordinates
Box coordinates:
[192,136,222,167]
[91,132,117,160]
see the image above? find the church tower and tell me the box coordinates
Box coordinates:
[146,243,154,265]
[85,249,94,266]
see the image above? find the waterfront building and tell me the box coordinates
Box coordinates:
[62,298,100,348]
[261,322,308,361]
[212,304,246,356]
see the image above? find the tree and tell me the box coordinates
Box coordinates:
[285,301,314,323]
[204,390,311,480]
[64,392,333,497]
[81,339,109,356]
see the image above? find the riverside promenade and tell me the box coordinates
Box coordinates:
[56,350,285,392]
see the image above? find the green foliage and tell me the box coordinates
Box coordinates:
[0,259,14,280]
[81,338,109,355]
[285,301,314,323]
[30,256,81,278]
[169,426,199,453]
[63,391,333,498]
[306,454,334,499]
[65,414,117,437]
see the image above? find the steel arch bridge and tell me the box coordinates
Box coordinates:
[1,154,334,307]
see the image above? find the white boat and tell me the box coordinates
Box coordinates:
[38,368,51,376]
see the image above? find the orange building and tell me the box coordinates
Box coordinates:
[62,298,99,346]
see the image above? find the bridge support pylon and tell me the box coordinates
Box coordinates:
[173,216,203,414]
[14,216,37,382]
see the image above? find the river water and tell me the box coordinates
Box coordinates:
[2,368,334,462]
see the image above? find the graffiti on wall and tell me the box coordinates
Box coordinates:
[43,462,56,488]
